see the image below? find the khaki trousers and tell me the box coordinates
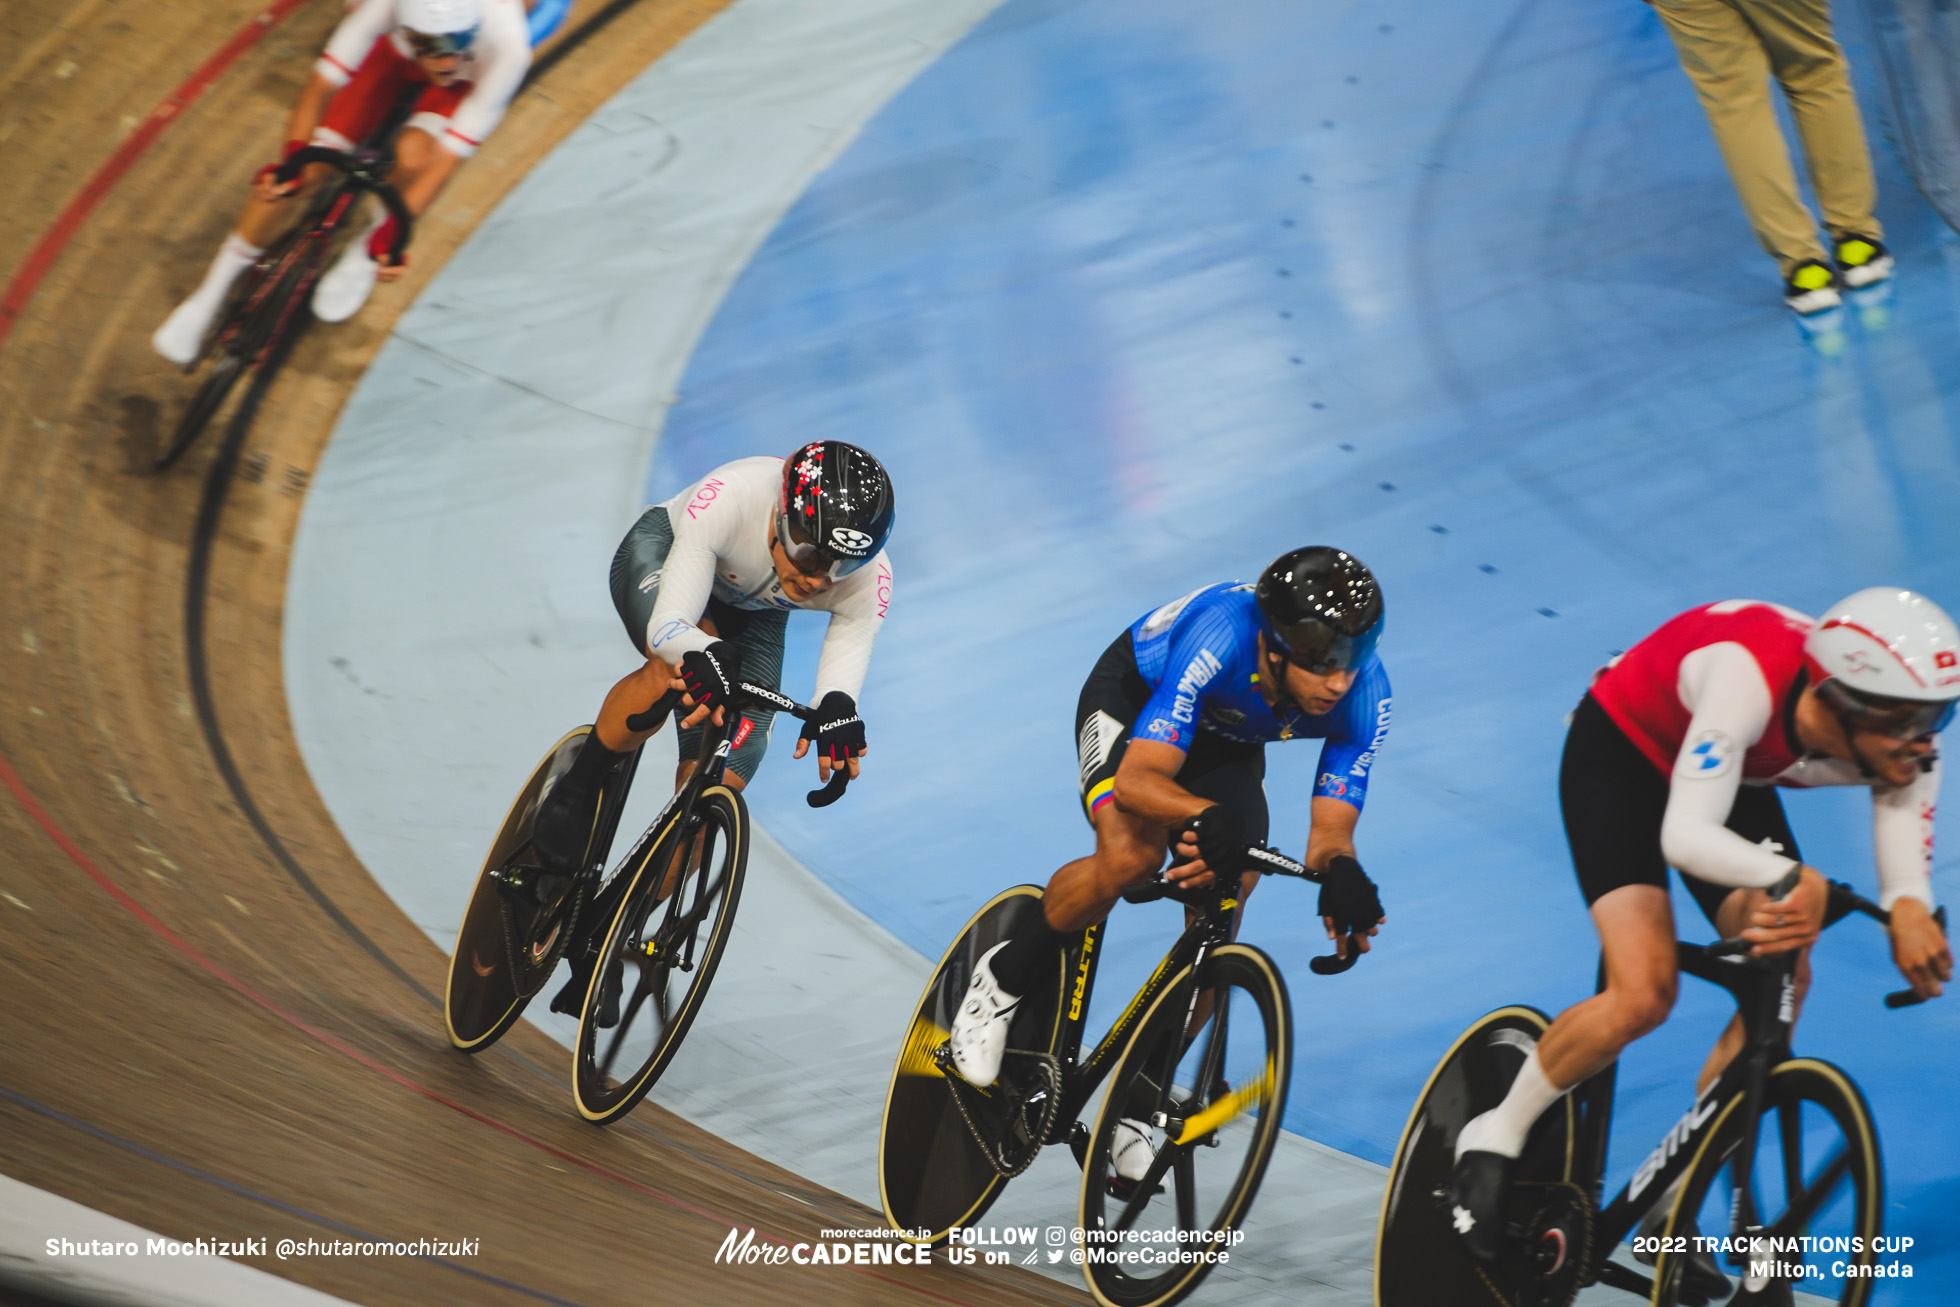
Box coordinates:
[1653,0,1881,273]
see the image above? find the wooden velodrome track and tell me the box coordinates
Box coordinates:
[0,2,1082,1303]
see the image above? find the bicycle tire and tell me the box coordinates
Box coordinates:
[1077,944,1292,1307]
[878,884,1069,1244]
[1652,1058,1882,1307]
[156,349,248,470]
[571,784,747,1124]
[1375,1006,1580,1307]
[445,728,593,1052]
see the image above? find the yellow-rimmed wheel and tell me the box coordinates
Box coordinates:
[878,885,1069,1243]
[445,727,594,1053]
[1652,1058,1882,1307]
[1077,943,1292,1307]
[1375,1006,1581,1307]
[571,785,746,1124]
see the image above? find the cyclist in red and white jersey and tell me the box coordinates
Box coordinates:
[1449,590,1955,1270]
[152,0,530,364]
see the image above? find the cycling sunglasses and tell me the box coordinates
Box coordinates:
[1821,678,1957,739]
[403,27,477,58]
[775,512,875,581]
[1268,613,1383,677]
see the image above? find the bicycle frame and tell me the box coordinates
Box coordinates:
[1567,884,1929,1294]
[1048,887,1243,1146]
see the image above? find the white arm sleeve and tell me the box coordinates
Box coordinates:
[1871,758,1938,910]
[1658,643,1802,889]
[812,556,890,701]
[643,508,729,665]
[317,0,395,84]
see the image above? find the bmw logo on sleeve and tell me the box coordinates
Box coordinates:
[1676,728,1736,780]
[829,527,874,554]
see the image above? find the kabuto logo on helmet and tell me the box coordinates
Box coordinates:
[829,527,874,554]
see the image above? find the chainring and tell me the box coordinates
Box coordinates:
[939,1047,1064,1179]
[1469,1181,1593,1307]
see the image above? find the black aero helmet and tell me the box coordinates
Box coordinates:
[1255,546,1384,674]
[776,441,895,579]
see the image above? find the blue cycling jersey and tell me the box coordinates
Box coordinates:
[1127,582,1392,810]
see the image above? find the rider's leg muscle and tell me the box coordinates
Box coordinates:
[1537,884,1680,1088]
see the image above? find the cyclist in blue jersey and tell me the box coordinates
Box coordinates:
[948,547,1393,1162]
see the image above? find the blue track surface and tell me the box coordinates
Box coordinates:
[652,0,1959,1294]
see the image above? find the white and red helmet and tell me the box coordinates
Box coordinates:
[1806,588,1960,739]
[1806,588,1960,699]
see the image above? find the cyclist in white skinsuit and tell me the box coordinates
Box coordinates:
[530,443,895,886]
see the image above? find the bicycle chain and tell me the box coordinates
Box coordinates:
[943,1049,1063,1180]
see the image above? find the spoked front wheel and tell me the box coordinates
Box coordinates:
[1077,943,1292,1307]
[572,785,747,1124]
[1375,1006,1585,1307]
[444,728,593,1052]
[1655,1058,1882,1307]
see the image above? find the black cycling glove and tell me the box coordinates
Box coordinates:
[800,690,866,767]
[1318,855,1383,935]
[1180,805,1251,878]
[678,642,737,715]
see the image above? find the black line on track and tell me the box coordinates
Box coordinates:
[174,0,665,1009]
[183,328,439,1005]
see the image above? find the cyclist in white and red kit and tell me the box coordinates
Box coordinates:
[152,0,531,363]
[529,442,894,887]
[1449,590,1955,1275]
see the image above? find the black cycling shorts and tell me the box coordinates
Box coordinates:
[1562,692,1800,926]
[608,506,787,783]
[1074,631,1269,845]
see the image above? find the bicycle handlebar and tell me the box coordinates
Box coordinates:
[272,147,413,264]
[620,679,854,808]
[1704,881,1943,1008]
[1123,845,1366,976]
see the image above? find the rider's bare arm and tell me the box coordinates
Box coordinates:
[1304,795,1359,870]
[1113,739,1211,885]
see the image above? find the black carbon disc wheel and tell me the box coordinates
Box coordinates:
[444,728,592,1052]
[877,885,1068,1244]
[1375,1006,1579,1307]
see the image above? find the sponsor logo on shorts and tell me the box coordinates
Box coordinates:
[638,570,662,593]
[1077,710,1127,789]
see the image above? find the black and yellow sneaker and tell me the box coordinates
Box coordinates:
[1833,234,1894,289]
[1783,258,1842,316]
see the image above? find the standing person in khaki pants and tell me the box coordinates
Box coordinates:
[1652,0,1894,315]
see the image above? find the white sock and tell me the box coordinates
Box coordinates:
[184,232,262,310]
[1455,1049,1564,1160]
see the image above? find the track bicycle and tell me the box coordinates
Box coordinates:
[444,676,849,1122]
[1376,882,1942,1307]
[880,847,1361,1307]
[154,91,415,470]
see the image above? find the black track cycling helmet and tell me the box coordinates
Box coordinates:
[1254,546,1384,675]
[776,441,895,580]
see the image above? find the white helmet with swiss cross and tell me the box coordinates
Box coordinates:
[1805,587,1960,739]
